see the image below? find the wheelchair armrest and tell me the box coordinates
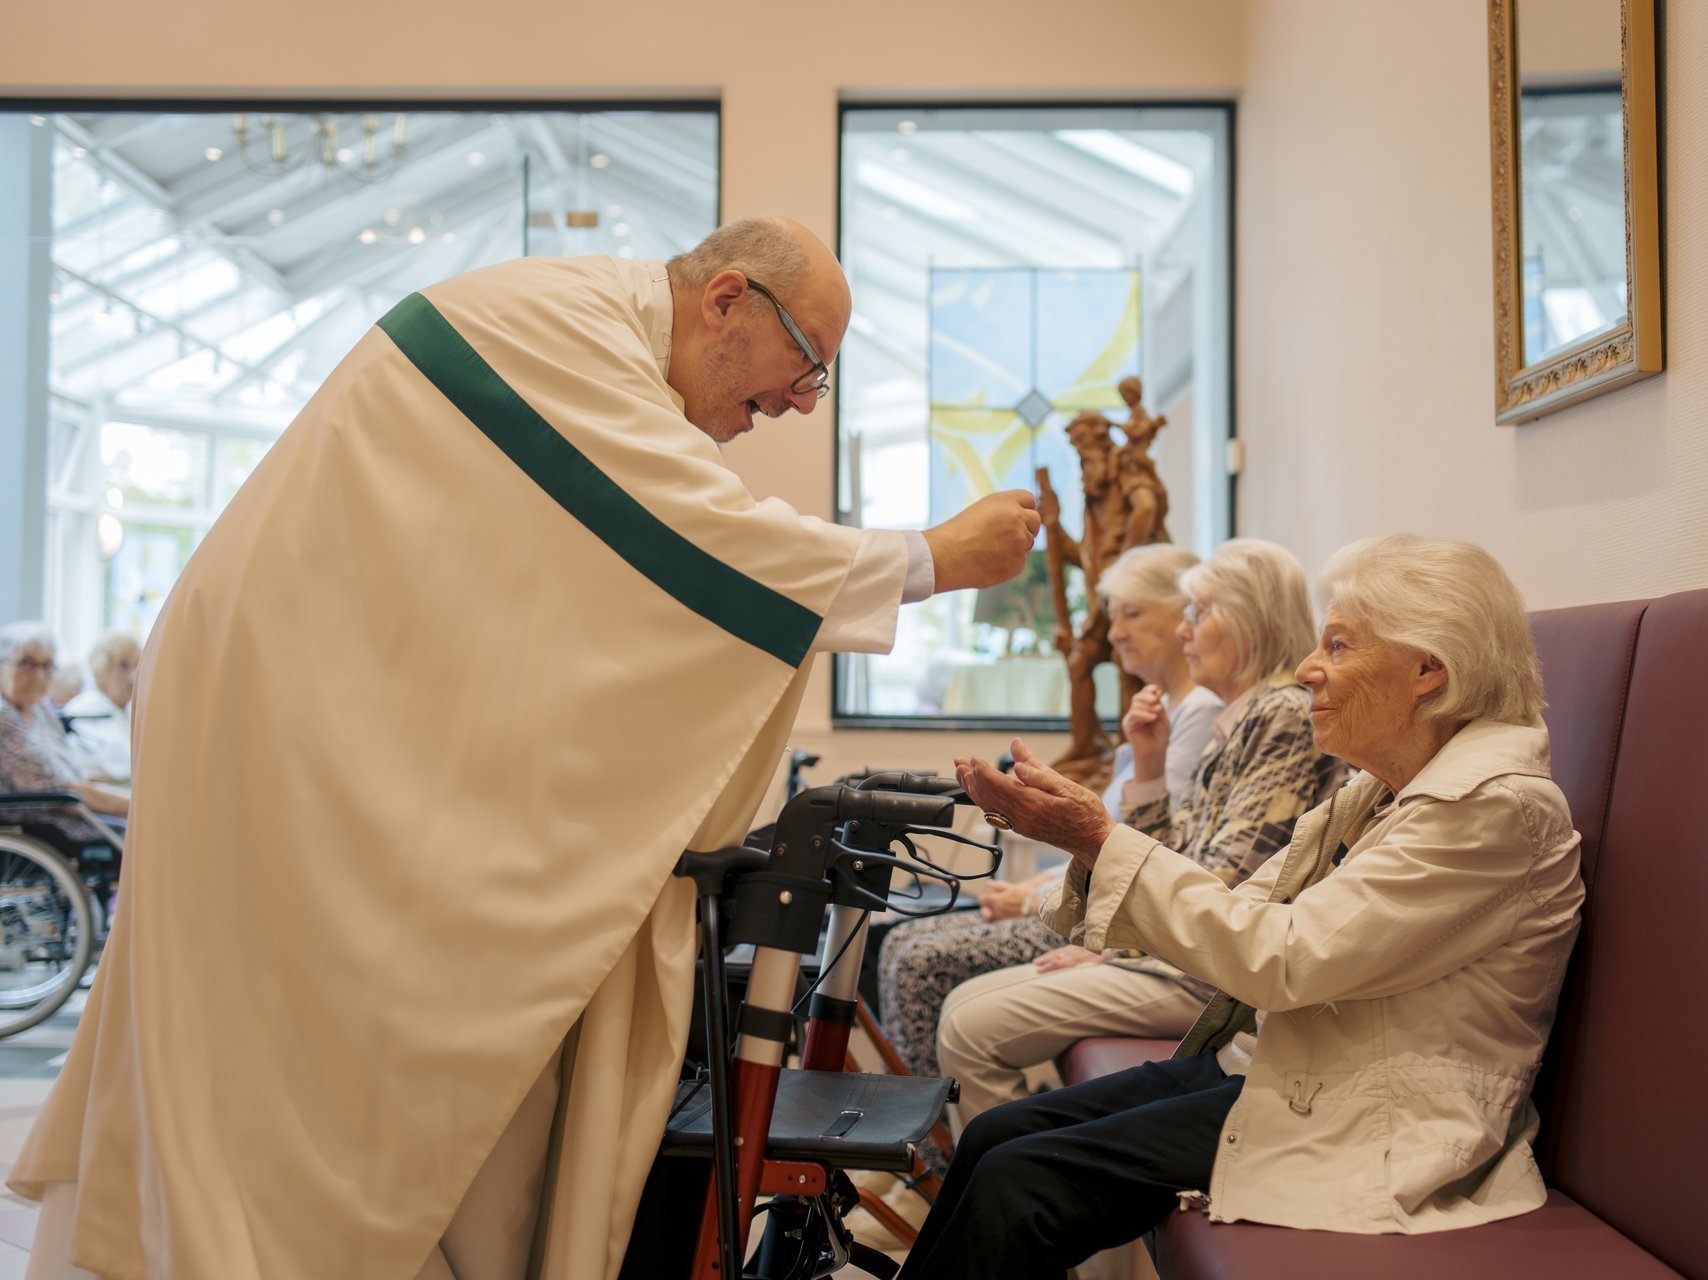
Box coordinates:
[0,790,85,808]
[0,791,126,857]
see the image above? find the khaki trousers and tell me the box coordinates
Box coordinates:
[936,961,1204,1131]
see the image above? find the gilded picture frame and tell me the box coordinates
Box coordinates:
[1488,0,1662,424]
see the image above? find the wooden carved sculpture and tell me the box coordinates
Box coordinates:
[1037,375,1170,791]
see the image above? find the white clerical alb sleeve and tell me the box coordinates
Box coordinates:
[811,529,934,655]
[899,530,935,603]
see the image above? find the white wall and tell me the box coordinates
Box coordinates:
[1237,0,1708,611]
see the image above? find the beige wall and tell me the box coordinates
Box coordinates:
[1520,0,1622,80]
[1238,0,1708,617]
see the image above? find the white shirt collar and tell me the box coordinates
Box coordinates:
[643,259,683,410]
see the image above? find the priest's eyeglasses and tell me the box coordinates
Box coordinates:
[745,277,831,399]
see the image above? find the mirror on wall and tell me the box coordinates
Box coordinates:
[1488,0,1661,423]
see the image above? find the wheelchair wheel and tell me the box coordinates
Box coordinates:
[0,831,95,1038]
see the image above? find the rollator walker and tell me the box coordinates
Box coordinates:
[621,771,999,1280]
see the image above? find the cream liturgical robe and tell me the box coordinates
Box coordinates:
[12,257,908,1280]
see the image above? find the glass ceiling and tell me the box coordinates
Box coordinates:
[45,108,719,428]
[27,106,719,653]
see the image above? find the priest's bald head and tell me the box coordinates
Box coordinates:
[666,216,852,442]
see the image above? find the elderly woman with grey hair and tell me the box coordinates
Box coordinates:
[933,538,1342,1133]
[905,536,1584,1280]
[64,630,143,785]
[0,621,129,818]
[864,544,1219,1220]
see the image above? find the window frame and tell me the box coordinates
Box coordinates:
[3,95,723,654]
[830,97,1238,731]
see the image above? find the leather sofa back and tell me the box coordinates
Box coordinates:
[1520,600,1644,1180]
[1528,600,1647,891]
[1539,589,1707,1278]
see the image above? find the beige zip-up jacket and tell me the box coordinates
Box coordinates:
[1043,718,1583,1233]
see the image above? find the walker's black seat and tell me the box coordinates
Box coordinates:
[661,1069,954,1173]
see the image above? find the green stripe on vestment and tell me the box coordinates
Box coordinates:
[377,292,823,668]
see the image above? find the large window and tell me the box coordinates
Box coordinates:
[835,105,1233,724]
[12,105,719,656]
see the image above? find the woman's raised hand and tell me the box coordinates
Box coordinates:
[1121,685,1170,781]
[954,738,1117,867]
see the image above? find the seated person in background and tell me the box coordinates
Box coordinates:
[911,535,1583,1280]
[875,543,1219,1179]
[64,631,142,785]
[0,622,129,821]
[936,538,1343,1131]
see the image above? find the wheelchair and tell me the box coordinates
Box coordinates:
[0,791,124,1038]
[621,770,999,1280]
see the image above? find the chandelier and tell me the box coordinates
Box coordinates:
[233,113,409,186]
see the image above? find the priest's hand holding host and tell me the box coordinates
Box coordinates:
[12,214,1041,1280]
[659,208,1041,592]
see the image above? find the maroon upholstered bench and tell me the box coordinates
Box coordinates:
[1055,593,1704,1278]
[1055,1037,1177,1086]
[1152,1189,1679,1280]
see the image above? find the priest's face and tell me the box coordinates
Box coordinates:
[682,276,847,443]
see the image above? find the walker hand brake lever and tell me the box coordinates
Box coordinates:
[823,841,961,917]
[891,827,1003,881]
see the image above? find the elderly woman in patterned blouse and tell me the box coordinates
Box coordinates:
[0,622,129,819]
[873,546,1217,1128]
[871,540,1335,1219]
[932,538,1345,1133]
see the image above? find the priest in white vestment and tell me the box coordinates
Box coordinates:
[14,217,1040,1280]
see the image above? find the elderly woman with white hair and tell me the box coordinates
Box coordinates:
[905,536,1584,1280]
[933,537,1343,1131]
[63,631,143,785]
[0,622,129,819]
[866,544,1219,1207]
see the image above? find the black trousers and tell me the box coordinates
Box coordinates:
[896,1055,1243,1280]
